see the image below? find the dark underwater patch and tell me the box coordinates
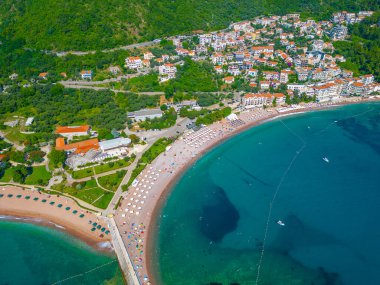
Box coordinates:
[200,186,240,242]
[337,115,380,155]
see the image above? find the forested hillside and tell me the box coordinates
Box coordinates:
[334,12,380,81]
[0,0,378,51]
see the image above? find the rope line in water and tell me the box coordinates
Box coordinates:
[313,107,374,136]
[255,120,306,285]
[51,259,118,285]
[255,106,375,284]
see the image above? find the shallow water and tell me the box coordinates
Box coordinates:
[155,103,380,285]
[0,220,124,285]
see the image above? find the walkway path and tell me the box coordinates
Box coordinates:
[0,131,24,151]
[104,151,144,216]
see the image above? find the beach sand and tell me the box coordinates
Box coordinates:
[0,185,111,249]
[2,97,376,284]
[113,97,380,284]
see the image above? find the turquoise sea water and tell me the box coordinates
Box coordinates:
[0,220,124,285]
[155,103,380,285]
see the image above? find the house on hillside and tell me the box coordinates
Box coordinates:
[223,76,235,84]
[109,66,120,75]
[159,63,177,82]
[125,57,143,69]
[39,72,48,80]
[80,70,93,80]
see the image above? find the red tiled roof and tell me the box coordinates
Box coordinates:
[55,138,99,154]
[56,125,90,134]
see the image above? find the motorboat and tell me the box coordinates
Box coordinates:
[323,157,329,163]
[277,220,285,226]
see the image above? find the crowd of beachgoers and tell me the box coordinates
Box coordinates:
[0,186,110,245]
[1,96,377,285]
[113,96,378,284]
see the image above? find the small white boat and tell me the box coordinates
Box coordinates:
[323,157,329,163]
[277,220,285,226]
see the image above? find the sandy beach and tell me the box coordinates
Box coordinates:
[0,185,111,249]
[1,97,378,285]
[112,97,380,285]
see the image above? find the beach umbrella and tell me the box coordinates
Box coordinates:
[97,225,101,229]
[42,199,47,203]
[49,201,55,205]
[17,195,22,198]
[73,210,78,214]
[7,194,13,198]
[92,222,98,227]
[57,204,62,208]
[91,228,96,231]
[0,194,3,198]
[101,228,106,232]
[33,197,38,201]
[79,214,85,218]
[65,207,70,211]
[105,230,110,235]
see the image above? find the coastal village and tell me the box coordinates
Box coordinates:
[1,10,379,285]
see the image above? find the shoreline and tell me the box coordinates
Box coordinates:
[0,185,112,253]
[143,98,380,284]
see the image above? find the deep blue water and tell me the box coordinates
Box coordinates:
[0,220,124,285]
[155,103,380,285]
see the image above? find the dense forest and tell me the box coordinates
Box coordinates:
[0,39,130,81]
[0,85,162,142]
[0,0,378,51]
[334,12,380,81]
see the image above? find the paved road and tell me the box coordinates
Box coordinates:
[60,71,148,86]
[108,218,141,285]
[104,151,144,216]
[55,41,157,57]
[104,117,190,216]
[60,84,165,95]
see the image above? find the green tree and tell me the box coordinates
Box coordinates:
[12,165,29,183]
[9,151,25,163]
[48,149,66,168]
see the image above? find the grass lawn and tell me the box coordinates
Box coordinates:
[72,168,94,179]
[92,192,114,209]
[75,187,105,204]
[4,129,27,145]
[0,168,14,182]
[25,166,52,186]
[94,157,133,175]
[56,178,114,209]
[98,170,126,192]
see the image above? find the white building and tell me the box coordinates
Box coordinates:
[99,137,131,156]
[313,82,340,102]
[25,117,34,127]
[242,93,273,108]
[128,109,163,121]
[80,70,93,80]
[159,63,177,82]
[143,52,155,60]
[228,65,241,76]
[125,57,143,69]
